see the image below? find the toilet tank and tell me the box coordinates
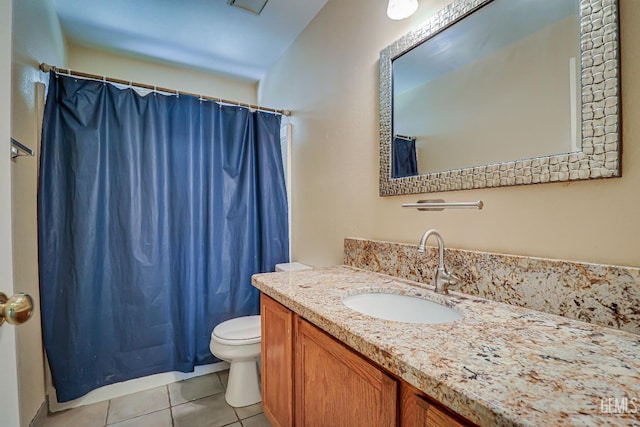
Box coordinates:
[275,262,311,272]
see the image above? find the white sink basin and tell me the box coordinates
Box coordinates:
[342,292,461,324]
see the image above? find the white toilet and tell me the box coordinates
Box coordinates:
[210,315,262,407]
[210,263,311,407]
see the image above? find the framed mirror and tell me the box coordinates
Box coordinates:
[379,0,620,196]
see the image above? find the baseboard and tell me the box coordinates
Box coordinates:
[28,399,48,427]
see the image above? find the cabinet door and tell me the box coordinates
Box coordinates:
[401,383,473,427]
[261,294,294,427]
[295,317,398,427]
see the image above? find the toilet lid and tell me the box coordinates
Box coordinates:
[212,315,261,344]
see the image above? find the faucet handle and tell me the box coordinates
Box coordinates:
[447,271,461,284]
[440,270,461,294]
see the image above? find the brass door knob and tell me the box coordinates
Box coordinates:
[0,292,34,326]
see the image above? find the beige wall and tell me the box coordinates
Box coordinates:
[11,0,67,425]
[259,0,640,268]
[68,44,258,105]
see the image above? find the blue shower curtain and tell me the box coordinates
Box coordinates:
[392,136,418,178]
[38,73,289,402]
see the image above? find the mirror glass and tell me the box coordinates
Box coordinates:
[392,0,579,177]
[380,0,620,195]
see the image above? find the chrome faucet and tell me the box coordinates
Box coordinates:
[417,229,458,294]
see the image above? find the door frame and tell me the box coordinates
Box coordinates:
[0,0,22,425]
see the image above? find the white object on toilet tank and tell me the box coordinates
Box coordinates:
[275,262,311,272]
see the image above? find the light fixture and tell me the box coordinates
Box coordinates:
[228,0,269,16]
[387,0,419,20]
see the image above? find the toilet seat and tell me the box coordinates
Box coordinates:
[212,315,261,345]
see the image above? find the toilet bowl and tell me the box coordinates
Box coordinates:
[210,315,262,407]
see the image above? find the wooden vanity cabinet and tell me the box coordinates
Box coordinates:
[295,316,397,426]
[261,293,475,427]
[401,382,471,427]
[261,294,294,427]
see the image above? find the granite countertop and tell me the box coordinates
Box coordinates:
[252,266,640,427]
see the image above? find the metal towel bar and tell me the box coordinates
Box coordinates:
[11,138,35,159]
[402,199,483,211]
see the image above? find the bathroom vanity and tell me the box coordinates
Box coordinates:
[253,266,640,427]
[260,293,469,426]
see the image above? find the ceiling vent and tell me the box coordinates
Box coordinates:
[228,0,269,15]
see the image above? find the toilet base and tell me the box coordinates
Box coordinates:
[225,358,261,407]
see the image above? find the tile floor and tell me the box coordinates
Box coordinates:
[39,370,272,427]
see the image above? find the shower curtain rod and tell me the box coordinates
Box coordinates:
[39,63,292,117]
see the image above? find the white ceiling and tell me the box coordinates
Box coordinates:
[53,0,328,82]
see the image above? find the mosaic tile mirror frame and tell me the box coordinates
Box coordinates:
[379,0,621,195]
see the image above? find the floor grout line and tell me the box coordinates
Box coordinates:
[105,398,111,426]
[231,402,241,423]
[106,408,171,427]
[166,382,174,407]
[166,385,176,427]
